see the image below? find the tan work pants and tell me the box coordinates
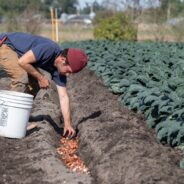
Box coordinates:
[0,44,39,95]
[0,44,28,92]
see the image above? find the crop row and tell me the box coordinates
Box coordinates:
[61,40,184,168]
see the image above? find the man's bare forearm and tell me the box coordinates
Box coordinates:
[56,86,71,126]
[18,50,43,81]
[60,95,71,125]
[18,61,43,81]
[56,85,75,137]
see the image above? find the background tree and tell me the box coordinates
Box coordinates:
[57,0,78,14]
[94,12,137,41]
[101,0,120,12]
[169,0,184,18]
[0,0,42,32]
[159,0,169,20]
[81,1,105,14]
[39,0,54,18]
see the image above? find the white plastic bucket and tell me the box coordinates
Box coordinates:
[0,91,33,138]
[0,90,33,102]
[0,93,33,105]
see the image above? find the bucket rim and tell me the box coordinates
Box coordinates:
[0,99,33,109]
[0,96,33,105]
[0,93,33,102]
[0,90,33,98]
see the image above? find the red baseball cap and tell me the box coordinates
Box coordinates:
[67,48,89,73]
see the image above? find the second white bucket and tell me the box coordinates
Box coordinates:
[0,91,33,139]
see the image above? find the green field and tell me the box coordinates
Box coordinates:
[61,40,184,168]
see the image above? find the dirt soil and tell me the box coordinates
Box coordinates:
[0,67,92,184]
[67,69,184,184]
[1,66,184,184]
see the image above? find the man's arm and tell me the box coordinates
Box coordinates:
[56,85,76,137]
[18,50,49,88]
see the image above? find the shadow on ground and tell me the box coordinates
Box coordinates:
[67,68,184,184]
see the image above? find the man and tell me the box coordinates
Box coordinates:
[0,32,89,138]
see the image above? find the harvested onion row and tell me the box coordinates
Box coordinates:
[57,137,89,174]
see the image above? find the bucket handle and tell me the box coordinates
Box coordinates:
[0,99,5,105]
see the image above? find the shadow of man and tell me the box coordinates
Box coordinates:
[28,111,102,137]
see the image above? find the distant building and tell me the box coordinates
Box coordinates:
[61,13,94,26]
[60,6,95,26]
[166,17,184,26]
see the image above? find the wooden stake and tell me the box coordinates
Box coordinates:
[50,7,55,41]
[55,8,59,42]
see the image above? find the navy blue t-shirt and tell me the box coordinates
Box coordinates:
[0,32,67,86]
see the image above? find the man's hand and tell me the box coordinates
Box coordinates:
[38,76,49,88]
[63,124,76,138]
[18,50,49,88]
